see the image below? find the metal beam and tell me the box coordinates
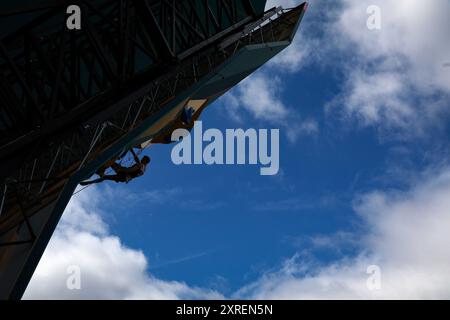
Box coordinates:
[132,0,175,61]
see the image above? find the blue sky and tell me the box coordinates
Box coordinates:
[25,0,450,299]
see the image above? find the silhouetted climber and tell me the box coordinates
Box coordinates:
[80,149,150,186]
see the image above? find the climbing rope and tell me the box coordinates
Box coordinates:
[72,184,91,196]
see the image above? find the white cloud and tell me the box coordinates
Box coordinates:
[262,0,450,137]
[230,74,289,122]
[24,187,223,300]
[235,167,450,299]
[299,0,450,136]
[338,71,416,129]
[265,0,313,73]
[336,0,450,93]
[224,72,318,142]
[268,34,314,73]
[220,0,319,142]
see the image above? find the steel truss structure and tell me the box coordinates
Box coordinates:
[0,0,307,299]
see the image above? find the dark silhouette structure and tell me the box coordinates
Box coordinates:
[0,0,307,299]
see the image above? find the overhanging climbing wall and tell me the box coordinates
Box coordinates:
[0,0,308,300]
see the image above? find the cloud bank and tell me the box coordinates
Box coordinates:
[24,187,223,300]
[235,167,450,299]
[311,0,450,136]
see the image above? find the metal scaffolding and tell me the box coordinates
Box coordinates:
[0,0,307,299]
